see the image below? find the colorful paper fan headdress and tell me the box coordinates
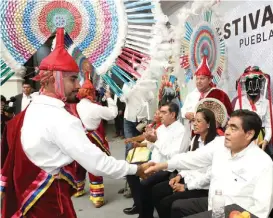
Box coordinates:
[0,0,171,113]
[196,97,228,128]
[0,0,126,75]
[178,8,226,84]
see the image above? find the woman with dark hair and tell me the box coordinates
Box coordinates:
[150,108,217,218]
[191,108,217,151]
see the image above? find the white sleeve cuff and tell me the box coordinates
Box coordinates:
[107,98,115,105]
[264,132,271,143]
[167,159,177,171]
[147,141,154,150]
[186,181,195,190]
[178,171,185,178]
[128,164,138,175]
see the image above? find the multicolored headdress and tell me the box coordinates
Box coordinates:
[196,97,228,128]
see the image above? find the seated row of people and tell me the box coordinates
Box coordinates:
[152,108,216,218]
[124,102,187,217]
[123,101,220,217]
[123,60,272,217]
[124,103,273,218]
[145,109,273,218]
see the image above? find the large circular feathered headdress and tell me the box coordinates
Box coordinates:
[196,97,228,128]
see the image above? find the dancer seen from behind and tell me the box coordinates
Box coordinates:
[67,59,118,208]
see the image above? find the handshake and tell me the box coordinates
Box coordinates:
[135,162,168,179]
[136,163,185,192]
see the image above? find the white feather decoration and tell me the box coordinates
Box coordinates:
[0,39,26,79]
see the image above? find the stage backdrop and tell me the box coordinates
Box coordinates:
[169,1,273,101]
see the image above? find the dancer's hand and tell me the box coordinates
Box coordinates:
[169,175,181,189]
[124,138,133,144]
[105,89,111,98]
[136,162,156,179]
[185,112,194,121]
[144,162,168,175]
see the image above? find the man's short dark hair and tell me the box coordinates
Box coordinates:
[231,109,262,141]
[23,81,31,86]
[161,102,179,119]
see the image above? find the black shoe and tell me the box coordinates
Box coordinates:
[123,206,139,215]
[123,188,132,198]
[118,188,125,194]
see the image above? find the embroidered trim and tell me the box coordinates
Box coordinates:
[74,179,86,191]
[58,168,77,189]
[90,193,104,197]
[0,174,8,195]
[90,183,104,189]
[13,173,54,217]
[90,196,104,202]
[88,131,110,156]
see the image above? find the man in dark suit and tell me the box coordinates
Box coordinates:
[1,95,13,135]
[14,82,33,115]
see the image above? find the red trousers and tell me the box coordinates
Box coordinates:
[74,162,104,203]
[73,122,109,203]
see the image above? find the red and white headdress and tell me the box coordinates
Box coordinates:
[32,28,79,101]
[195,56,212,78]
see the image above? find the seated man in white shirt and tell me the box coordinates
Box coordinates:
[124,102,189,217]
[145,109,273,218]
[151,108,219,218]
